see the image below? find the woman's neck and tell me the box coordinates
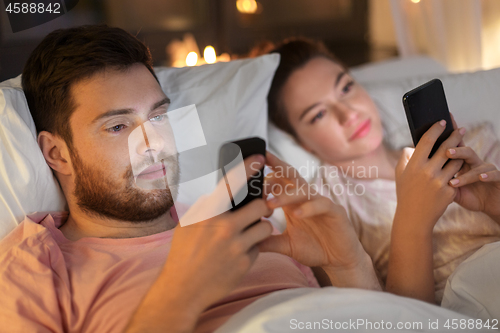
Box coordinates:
[329,144,400,181]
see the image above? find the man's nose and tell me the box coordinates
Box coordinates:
[136,121,165,157]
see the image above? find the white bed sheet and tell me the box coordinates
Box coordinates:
[216,287,488,333]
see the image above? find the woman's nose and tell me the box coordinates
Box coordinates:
[333,102,358,127]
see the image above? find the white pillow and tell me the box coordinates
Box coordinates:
[0,54,280,240]
[350,55,448,85]
[0,77,67,240]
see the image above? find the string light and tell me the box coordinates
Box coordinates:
[204,46,216,64]
[186,52,198,66]
[236,0,258,14]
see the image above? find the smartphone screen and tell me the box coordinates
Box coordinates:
[218,137,266,211]
[403,79,454,158]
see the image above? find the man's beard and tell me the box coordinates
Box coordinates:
[71,149,179,222]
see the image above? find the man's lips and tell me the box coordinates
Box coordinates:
[137,162,166,180]
[349,119,371,141]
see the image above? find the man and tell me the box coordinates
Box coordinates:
[0,25,380,333]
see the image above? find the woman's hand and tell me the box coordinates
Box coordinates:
[388,119,465,303]
[258,152,380,290]
[446,146,500,223]
[394,120,465,232]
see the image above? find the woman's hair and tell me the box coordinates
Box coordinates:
[267,38,344,139]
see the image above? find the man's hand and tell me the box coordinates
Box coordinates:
[446,146,500,223]
[258,152,380,290]
[125,154,273,333]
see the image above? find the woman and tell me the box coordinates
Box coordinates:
[267,38,500,303]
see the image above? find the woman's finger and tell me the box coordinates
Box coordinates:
[395,147,414,180]
[449,112,465,147]
[449,163,498,187]
[479,169,500,183]
[441,159,464,183]
[413,120,447,163]
[446,146,483,169]
[429,127,466,170]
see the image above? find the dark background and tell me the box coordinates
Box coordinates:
[0,0,397,82]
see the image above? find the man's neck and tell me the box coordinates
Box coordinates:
[327,144,401,181]
[59,206,177,241]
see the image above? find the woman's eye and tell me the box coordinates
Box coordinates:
[342,81,355,95]
[311,110,326,124]
[106,124,126,133]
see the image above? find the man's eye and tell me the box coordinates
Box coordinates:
[106,124,126,133]
[311,110,326,124]
[150,113,167,123]
[342,81,355,95]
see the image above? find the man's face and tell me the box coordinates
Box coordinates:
[68,63,179,222]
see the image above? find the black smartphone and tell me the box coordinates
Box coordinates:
[403,79,454,158]
[218,137,266,211]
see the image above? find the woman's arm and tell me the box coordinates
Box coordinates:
[387,211,435,303]
[386,121,465,303]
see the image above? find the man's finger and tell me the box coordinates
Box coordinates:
[231,198,273,230]
[291,196,337,219]
[257,233,291,257]
[240,219,273,251]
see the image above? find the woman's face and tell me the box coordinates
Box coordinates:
[281,57,384,164]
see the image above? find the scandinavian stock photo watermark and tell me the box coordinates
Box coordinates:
[252,160,379,200]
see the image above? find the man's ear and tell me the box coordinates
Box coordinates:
[37,131,72,176]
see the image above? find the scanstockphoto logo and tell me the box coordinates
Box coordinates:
[3,0,79,33]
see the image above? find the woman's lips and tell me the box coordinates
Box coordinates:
[349,119,372,141]
[137,162,166,180]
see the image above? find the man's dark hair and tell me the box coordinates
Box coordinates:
[267,38,344,139]
[22,24,157,148]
